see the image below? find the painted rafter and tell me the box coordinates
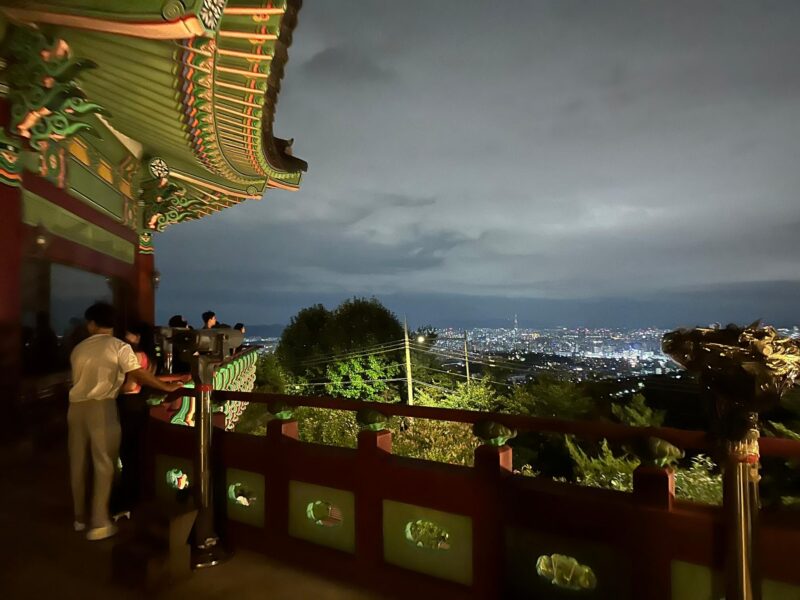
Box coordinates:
[0,0,226,39]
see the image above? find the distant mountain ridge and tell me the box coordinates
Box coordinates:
[245,324,284,338]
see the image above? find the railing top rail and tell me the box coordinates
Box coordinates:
[213,389,800,458]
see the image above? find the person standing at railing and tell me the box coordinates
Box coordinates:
[201,310,217,329]
[112,321,162,521]
[68,302,183,541]
[167,314,190,329]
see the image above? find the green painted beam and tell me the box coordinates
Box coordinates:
[21,189,134,264]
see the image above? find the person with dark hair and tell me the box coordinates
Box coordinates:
[113,321,160,518]
[167,314,189,328]
[201,311,217,329]
[69,302,182,541]
[233,323,246,334]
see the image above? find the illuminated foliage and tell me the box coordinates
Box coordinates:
[612,393,665,427]
[674,455,722,505]
[324,355,400,402]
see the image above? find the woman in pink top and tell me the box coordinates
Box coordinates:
[113,321,159,517]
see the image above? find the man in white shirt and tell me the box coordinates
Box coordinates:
[69,302,182,541]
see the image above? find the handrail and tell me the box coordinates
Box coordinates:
[214,389,800,459]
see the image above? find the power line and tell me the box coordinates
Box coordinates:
[413,380,453,393]
[426,349,529,371]
[299,343,406,367]
[414,364,514,388]
[408,343,530,372]
[412,344,530,371]
[298,340,406,363]
[291,377,407,388]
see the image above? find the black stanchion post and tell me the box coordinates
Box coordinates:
[171,328,243,569]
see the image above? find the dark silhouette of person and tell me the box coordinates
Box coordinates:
[168,314,189,328]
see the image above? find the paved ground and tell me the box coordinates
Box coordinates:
[0,438,379,600]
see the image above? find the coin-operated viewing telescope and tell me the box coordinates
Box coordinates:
[170,327,244,568]
[663,321,800,600]
[154,326,179,374]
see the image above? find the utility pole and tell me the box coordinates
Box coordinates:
[463,330,471,387]
[404,318,413,405]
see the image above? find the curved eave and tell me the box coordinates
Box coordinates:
[259,0,307,184]
[1,0,306,229]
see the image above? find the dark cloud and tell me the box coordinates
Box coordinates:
[300,46,394,84]
[157,1,800,328]
[373,192,436,209]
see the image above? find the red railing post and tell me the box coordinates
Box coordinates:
[633,465,675,511]
[356,429,393,573]
[265,418,299,540]
[631,465,676,600]
[472,443,512,599]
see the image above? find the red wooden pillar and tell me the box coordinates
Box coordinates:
[134,239,155,324]
[0,101,23,437]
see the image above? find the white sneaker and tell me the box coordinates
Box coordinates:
[73,520,86,532]
[86,524,118,541]
[112,510,131,522]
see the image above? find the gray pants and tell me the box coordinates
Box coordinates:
[68,399,121,528]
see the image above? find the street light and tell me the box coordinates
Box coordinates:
[416,335,425,344]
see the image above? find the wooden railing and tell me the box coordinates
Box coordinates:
[146,390,800,600]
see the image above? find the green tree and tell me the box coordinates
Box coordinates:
[295,408,360,449]
[324,355,401,402]
[440,379,501,411]
[393,419,478,466]
[321,297,404,355]
[557,436,723,504]
[611,394,665,427]
[236,353,288,436]
[276,297,404,379]
[564,436,640,492]
[254,353,288,393]
[276,304,332,377]
[504,377,594,419]
[674,455,722,505]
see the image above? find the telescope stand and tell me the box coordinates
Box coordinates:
[724,412,761,600]
[191,357,231,569]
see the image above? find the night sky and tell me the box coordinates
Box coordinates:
[156,1,800,330]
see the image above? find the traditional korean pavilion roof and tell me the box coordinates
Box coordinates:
[0,0,306,231]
